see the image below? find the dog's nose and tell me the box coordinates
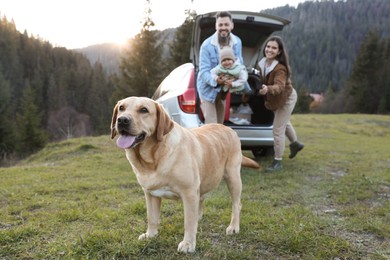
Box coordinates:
[117,116,130,127]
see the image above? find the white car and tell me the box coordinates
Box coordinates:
[152,11,290,158]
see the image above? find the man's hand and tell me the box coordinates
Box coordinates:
[224,79,233,89]
[217,76,225,85]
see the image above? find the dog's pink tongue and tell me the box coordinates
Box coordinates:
[116,135,136,149]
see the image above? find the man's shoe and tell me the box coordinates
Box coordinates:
[265,160,282,172]
[289,141,304,159]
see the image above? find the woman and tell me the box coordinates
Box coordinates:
[257,36,304,172]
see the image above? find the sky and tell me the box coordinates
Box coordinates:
[1,0,307,49]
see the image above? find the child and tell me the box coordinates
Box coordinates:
[211,46,249,98]
[212,46,252,124]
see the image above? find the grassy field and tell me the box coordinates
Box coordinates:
[1,114,389,259]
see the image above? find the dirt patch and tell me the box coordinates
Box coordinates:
[337,231,390,259]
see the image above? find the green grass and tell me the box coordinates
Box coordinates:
[1,114,389,259]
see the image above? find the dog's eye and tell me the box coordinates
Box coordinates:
[119,105,125,111]
[140,107,149,113]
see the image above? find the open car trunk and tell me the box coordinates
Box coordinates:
[191,11,290,127]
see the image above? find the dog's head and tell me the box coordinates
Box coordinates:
[110,97,174,149]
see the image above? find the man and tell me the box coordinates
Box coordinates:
[197,11,246,124]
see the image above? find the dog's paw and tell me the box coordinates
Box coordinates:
[177,240,196,253]
[226,225,239,235]
[138,232,157,240]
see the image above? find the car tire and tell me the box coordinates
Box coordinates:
[252,147,274,158]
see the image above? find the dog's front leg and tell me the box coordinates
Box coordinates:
[138,192,161,240]
[177,190,199,253]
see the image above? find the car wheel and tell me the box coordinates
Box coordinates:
[252,147,274,158]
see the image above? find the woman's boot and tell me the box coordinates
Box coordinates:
[289,141,304,159]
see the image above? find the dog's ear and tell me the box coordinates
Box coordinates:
[111,103,118,139]
[156,102,174,141]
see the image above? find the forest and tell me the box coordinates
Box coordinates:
[265,0,390,113]
[0,20,116,162]
[0,0,389,164]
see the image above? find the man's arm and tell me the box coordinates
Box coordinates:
[198,44,218,87]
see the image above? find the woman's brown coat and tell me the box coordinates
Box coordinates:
[260,63,293,111]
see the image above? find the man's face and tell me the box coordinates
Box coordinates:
[215,16,234,39]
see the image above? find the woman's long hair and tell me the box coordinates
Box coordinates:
[262,35,292,77]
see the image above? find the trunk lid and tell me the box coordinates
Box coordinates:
[190,11,290,70]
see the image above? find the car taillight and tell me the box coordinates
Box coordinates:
[178,88,196,114]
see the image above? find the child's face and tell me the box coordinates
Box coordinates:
[221,58,234,68]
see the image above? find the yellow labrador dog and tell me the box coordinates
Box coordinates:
[111,96,260,253]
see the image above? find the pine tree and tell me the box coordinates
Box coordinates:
[85,62,114,134]
[167,8,197,71]
[0,70,15,161]
[117,0,164,99]
[15,82,47,156]
[345,30,382,113]
[294,86,311,113]
[379,36,390,113]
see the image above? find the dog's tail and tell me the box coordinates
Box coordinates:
[241,156,261,169]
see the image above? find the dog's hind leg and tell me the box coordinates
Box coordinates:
[138,192,161,240]
[224,167,242,235]
[198,196,205,220]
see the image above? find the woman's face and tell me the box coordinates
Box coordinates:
[264,40,280,61]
